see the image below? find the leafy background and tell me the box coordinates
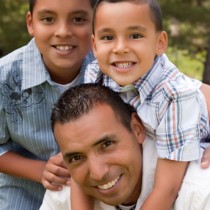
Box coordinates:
[0,0,210,83]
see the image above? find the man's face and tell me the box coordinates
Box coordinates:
[92,2,167,86]
[54,104,145,206]
[26,0,93,84]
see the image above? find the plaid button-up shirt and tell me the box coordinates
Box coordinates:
[85,54,209,161]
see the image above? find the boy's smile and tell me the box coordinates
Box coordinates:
[92,1,167,86]
[27,0,93,84]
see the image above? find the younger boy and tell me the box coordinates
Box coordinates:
[80,0,209,210]
[0,0,96,209]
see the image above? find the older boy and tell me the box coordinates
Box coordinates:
[0,0,96,209]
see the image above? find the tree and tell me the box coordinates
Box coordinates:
[0,1,30,57]
[160,0,210,83]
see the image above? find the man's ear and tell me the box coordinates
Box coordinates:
[156,31,168,55]
[130,113,145,144]
[91,34,97,58]
[26,11,34,37]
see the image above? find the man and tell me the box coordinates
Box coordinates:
[40,83,210,210]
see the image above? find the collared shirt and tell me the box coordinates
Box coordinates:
[0,38,94,210]
[39,138,210,210]
[85,54,209,161]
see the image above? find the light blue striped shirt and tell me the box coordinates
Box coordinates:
[85,54,209,161]
[0,38,94,210]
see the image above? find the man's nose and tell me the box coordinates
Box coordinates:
[88,156,109,181]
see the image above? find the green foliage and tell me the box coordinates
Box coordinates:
[0,1,30,57]
[0,0,210,81]
[159,0,210,80]
[167,47,206,80]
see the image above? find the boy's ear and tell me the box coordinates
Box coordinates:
[26,11,34,37]
[156,31,168,55]
[91,34,97,58]
[130,113,145,144]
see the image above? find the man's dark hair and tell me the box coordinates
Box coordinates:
[29,0,98,14]
[92,0,163,34]
[51,83,136,131]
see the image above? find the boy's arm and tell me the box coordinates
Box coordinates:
[0,151,46,183]
[71,178,94,210]
[140,159,188,210]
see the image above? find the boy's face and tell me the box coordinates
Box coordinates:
[54,104,145,206]
[92,2,167,86]
[27,0,93,84]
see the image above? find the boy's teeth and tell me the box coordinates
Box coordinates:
[115,62,132,68]
[98,176,120,190]
[56,45,73,51]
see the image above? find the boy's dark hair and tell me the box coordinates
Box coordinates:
[92,0,163,34]
[29,0,98,14]
[51,83,136,132]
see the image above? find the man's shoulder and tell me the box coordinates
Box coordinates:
[40,186,115,210]
[39,186,70,210]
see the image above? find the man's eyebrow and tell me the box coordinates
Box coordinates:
[63,135,116,159]
[92,135,116,147]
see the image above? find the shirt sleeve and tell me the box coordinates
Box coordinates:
[39,186,71,210]
[0,75,12,155]
[173,149,210,210]
[155,82,209,161]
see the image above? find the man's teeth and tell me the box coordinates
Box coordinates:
[55,45,73,51]
[115,62,132,68]
[98,176,120,190]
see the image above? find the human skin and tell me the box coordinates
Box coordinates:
[54,103,145,206]
[92,1,167,86]
[27,0,93,84]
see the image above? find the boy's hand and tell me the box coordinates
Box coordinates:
[42,152,70,191]
[201,146,210,169]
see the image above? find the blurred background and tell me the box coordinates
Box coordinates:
[0,0,210,83]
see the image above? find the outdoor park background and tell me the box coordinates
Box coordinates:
[0,0,210,84]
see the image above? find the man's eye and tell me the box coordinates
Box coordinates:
[102,140,113,148]
[130,33,142,39]
[69,155,82,163]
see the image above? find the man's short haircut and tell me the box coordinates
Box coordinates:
[92,0,163,34]
[29,0,98,14]
[51,83,136,131]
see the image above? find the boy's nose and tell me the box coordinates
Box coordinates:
[113,38,129,54]
[55,22,72,38]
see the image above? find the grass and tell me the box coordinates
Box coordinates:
[166,47,205,81]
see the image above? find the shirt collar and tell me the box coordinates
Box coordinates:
[22,39,50,90]
[101,55,165,104]
[22,39,94,90]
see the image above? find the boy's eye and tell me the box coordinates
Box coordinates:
[73,17,86,23]
[101,35,113,41]
[130,33,142,39]
[42,17,55,23]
